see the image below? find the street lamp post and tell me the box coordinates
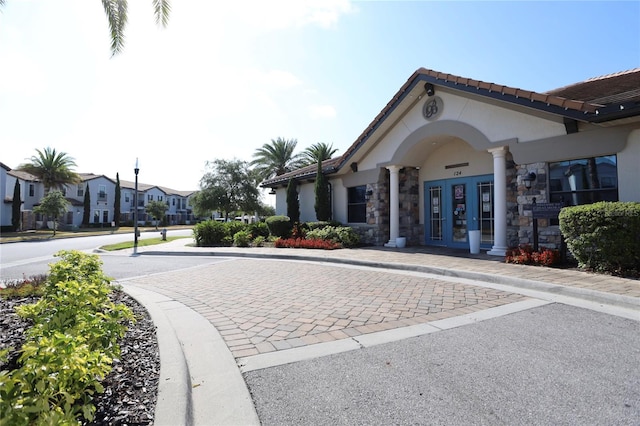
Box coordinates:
[133,158,139,255]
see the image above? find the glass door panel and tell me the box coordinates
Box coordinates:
[452,184,467,242]
[425,175,493,248]
[477,181,494,244]
[429,186,443,242]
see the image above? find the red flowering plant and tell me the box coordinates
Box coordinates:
[274,238,341,250]
[506,245,560,266]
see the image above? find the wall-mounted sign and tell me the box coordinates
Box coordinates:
[423,96,444,121]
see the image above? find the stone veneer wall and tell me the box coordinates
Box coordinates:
[398,167,423,245]
[350,168,389,246]
[512,161,563,249]
[505,153,519,248]
[352,167,424,247]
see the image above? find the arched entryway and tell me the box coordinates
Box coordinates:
[384,121,508,255]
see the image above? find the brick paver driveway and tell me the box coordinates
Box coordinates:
[128,258,527,358]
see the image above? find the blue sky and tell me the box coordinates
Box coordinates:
[1,1,638,193]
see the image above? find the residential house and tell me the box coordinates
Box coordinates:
[60,174,117,229]
[119,180,195,225]
[161,188,196,225]
[262,68,640,254]
[0,165,196,231]
[0,162,11,229]
[3,167,43,230]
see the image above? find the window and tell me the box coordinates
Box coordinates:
[148,194,153,201]
[102,210,109,223]
[549,155,618,206]
[98,185,107,201]
[158,195,163,202]
[125,193,130,203]
[29,184,35,197]
[93,210,100,224]
[172,198,175,206]
[347,185,367,223]
[77,185,84,197]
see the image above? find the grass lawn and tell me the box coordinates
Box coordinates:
[100,236,191,251]
[0,225,193,243]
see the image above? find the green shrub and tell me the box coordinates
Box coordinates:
[0,251,133,425]
[248,221,269,238]
[305,226,360,248]
[224,221,247,237]
[265,215,292,238]
[193,220,227,246]
[559,201,640,276]
[252,235,265,247]
[305,221,341,231]
[233,231,251,247]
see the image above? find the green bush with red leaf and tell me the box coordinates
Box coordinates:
[505,245,560,266]
[275,238,341,250]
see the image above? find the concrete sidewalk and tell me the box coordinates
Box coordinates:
[114,239,639,425]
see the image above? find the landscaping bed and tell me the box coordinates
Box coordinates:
[0,290,160,425]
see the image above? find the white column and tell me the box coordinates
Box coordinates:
[384,165,401,247]
[488,147,508,256]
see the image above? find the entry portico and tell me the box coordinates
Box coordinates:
[263,68,640,255]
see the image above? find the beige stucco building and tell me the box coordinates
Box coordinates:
[263,68,640,255]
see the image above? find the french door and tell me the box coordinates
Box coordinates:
[424,175,494,249]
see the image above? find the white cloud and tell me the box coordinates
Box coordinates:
[309,104,337,119]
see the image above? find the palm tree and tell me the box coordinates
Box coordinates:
[300,142,338,166]
[18,147,80,191]
[250,137,305,182]
[0,1,171,56]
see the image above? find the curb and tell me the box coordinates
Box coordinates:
[121,284,260,426]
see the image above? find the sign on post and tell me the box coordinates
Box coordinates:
[532,202,564,219]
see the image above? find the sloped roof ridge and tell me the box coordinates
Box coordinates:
[583,67,640,83]
[545,68,640,95]
[417,67,597,111]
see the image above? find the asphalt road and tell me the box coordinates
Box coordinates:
[245,303,639,426]
[0,229,194,280]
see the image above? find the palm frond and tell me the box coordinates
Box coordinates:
[152,0,171,27]
[102,0,128,56]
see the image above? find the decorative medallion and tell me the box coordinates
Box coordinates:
[422,96,443,121]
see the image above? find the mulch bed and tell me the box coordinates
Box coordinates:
[0,291,160,425]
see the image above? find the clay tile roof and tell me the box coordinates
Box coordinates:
[8,169,39,181]
[546,67,640,105]
[78,173,115,184]
[260,157,341,187]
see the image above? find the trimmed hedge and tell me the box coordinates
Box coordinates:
[265,215,292,238]
[559,201,640,276]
